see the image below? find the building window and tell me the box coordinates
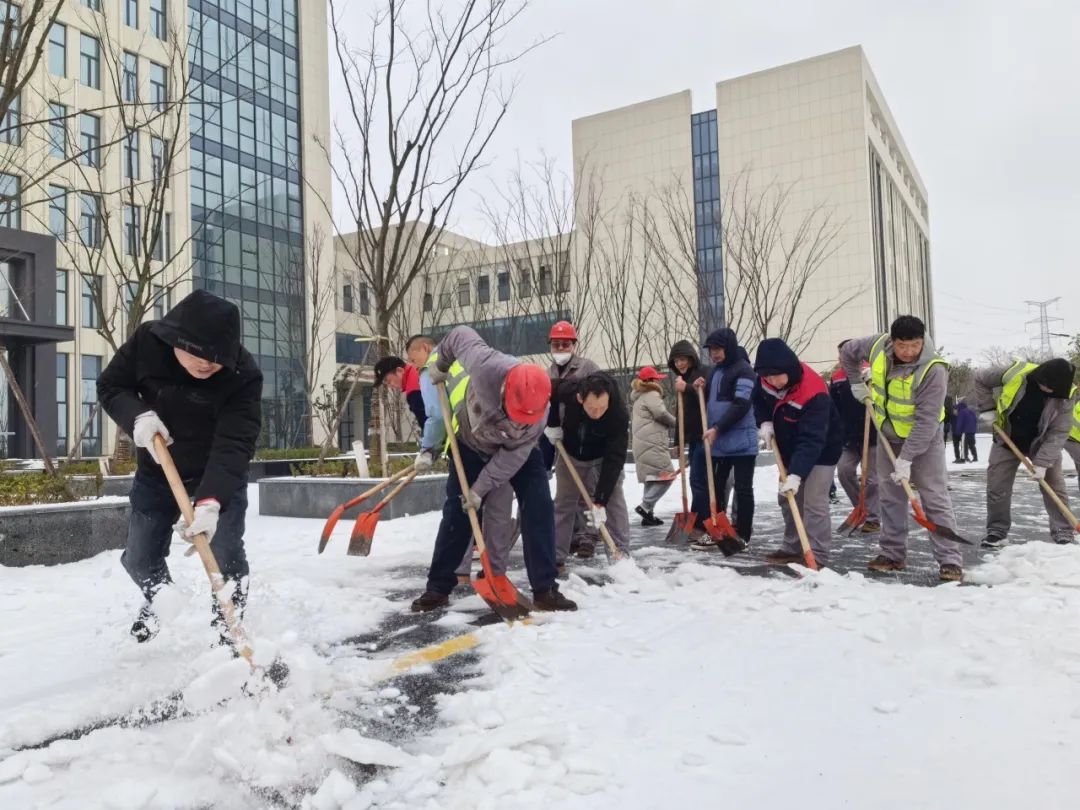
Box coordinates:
[82,0,101,10]
[518,265,532,298]
[538,265,553,295]
[47,102,66,158]
[359,283,370,316]
[149,62,167,111]
[152,284,166,319]
[457,278,470,307]
[124,0,138,27]
[497,270,510,302]
[48,23,66,77]
[124,131,140,180]
[152,212,171,261]
[124,205,141,256]
[48,185,67,241]
[150,0,167,40]
[122,51,138,103]
[80,33,100,89]
[0,172,19,229]
[0,93,19,145]
[82,275,101,328]
[477,275,490,305]
[423,289,432,312]
[79,193,102,248]
[342,283,353,312]
[80,355,102,457]
[56,353,69,457]
[150,136,168,184]
[79,113,100,167]
[56,269,68,326]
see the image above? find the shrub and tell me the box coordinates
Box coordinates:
[110,460,137,475]
[58,460,101,475]
[0,473,80,506]
[255,446,329,461]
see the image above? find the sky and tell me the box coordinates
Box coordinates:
[327,0,1080,363]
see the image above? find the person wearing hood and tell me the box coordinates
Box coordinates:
[973,357,1078,548]
[667,340,708,535]
[840,316,964,581]
[630,367,677,526]
[829,353,880,532]
[98,290,262,643]
[955,400,978,462]
[690,328,758,548]
[547,320,599,556]
[753,339,843,566]
[547,371,632,561]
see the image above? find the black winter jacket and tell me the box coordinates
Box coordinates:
[667,340,705,443]
[551,372,629,505]
[828,370,877,451]
[98,291,262,508]
[752,339,842,479]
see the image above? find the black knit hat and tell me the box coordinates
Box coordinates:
[754,338,803,383]
[373,356,406,386]
[1030,358,1076,399]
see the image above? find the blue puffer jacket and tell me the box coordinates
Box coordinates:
[703,328,758,457]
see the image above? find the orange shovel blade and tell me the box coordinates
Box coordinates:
[909,499,973,545]
[472,551,532,621]
[347,510,382,556]
[318,505,346,554]
[838,502,869,536]
[665,511,695,542]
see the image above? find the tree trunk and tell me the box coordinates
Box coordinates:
[319,372,361,464]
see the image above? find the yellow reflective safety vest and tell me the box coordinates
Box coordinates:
[993,360,1040,433]
[426,351,469,445]
[1071,398,1080,443]
[868,334,948,438]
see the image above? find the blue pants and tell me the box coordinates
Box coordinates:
[427,443,559,595]
[688,440,708,527]
[121,473,249,602]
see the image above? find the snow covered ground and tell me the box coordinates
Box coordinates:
[2,460,1080,808]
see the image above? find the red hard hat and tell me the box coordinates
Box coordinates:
[504,364,552,425]
[548,320,578,342]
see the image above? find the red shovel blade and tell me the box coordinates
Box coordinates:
[318,505,346,554]
[838,502,869,536]
[665,511,695,543]
[347,509,383,556]
[704,513,746,557]
[473,551,531,621]
[909,499,973,545]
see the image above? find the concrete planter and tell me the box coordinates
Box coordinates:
[0,498,131,567]
[258,474,449,521]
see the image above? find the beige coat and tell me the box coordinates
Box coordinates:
[630,381,677,483]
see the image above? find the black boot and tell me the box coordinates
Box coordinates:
[130,603,159,643]
[635,505,663,527]
[410,591,450,612]
[533,588,578,612]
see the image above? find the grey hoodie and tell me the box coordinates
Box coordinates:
[433,326,546,499]
[840,333,948,462]
[974,363,1078,468]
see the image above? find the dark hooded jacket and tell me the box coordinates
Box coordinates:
[667,340,705,443]
[752,338,842,479]
[550,372,629,505]
[955,401,977,435]
[702,328,758,456]
[98,290,262,508]
[828,367,877,450]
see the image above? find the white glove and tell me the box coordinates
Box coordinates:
[1029,465,1047,481]
[585,504,607,529]
[850,382,870,404]
[860,364,872,383]
[414,450,433,473]
[978,410,996,428]
[173,499,220,543]
[460,489,483,513]
[544,426,563,443]
[132,411,173,464]
[890,458,912,484]
[779,474,801,496]
[428,363,451,385]
[758,422,775,447]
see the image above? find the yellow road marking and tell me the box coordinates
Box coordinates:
[380,619,532,680]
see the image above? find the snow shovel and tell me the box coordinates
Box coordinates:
[993,424,1080,533]
[347,469,419,556]
[318,463,416,553]
[436,382,532,621]
[771,439,819,571]
[871,402,973,545]
[153,436,286,685]
[554,439,625,561]
[837,405,873,536]
[665,394,695,543]
[696,387,745,555]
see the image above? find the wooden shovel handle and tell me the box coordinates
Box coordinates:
[993,424,1080,528]
[676,395,688,508]
[435,382,488,558]
[342,463,417,511]
[696,386,720,517]
[152,435,254,666]
[554,439,622,560]
[871,412,922,503]
[857,402,872,496]
[369,469,418,513]
[771,438,818,569]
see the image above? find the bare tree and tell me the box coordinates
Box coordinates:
[321,0,546,459]
[0,1,66,132]
[721,166,857,354]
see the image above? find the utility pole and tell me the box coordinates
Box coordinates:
[1024,298,1063,358]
